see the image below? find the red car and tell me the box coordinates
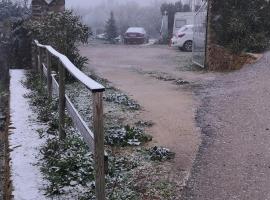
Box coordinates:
[124,27,149,45]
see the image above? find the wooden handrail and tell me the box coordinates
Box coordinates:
[33,40,106,200]
[34,40,105,92]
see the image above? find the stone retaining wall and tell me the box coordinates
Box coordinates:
[0,43,10,200]
[0,44,8,87]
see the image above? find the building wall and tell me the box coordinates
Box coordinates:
[31,0,65,18]
[0,22,3,36]
[0,43,8,86]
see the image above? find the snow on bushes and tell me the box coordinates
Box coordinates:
[105,125,152,146]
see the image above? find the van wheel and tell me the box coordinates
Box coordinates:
[183,40,193,52]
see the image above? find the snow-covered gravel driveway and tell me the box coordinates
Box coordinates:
[80,43,206,192]
[183,53,270,200]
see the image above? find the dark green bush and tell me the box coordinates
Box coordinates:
[211,0,270,53]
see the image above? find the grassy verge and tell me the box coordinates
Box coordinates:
[24,71,178,200]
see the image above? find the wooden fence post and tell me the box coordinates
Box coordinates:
[46,50,52,100]
[58,60,66,140]
[31,43,36,71]
[40,48,44,80]
[37,47,41,73]
[35,45,38,72]
[93,92,105,200]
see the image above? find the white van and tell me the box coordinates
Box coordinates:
[173,12,194,35]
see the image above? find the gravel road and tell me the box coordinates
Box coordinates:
[183,52,270,200]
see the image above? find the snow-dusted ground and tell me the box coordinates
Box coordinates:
[9,70,48,200]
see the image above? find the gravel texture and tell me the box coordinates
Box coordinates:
[183,52,270,200]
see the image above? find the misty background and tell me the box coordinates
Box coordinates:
[66,0,184,8]
[66,0,193,37]
[14,0,194,37]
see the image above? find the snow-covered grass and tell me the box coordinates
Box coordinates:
[21,69,180,200]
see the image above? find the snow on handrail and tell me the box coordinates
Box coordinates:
[34,40,105,92]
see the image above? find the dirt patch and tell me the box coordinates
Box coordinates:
[80,43,202,197]
[207,44,259,71]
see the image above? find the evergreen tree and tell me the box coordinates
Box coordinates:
[105,11,118,43]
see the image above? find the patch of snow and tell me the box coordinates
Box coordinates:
[141,38,157,46]
[9,70,48,200]
[126,27,146,34]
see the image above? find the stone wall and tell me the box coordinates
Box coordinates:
[0,44,8,87]
[0,22,3,35]
[0,43,9,200]
[31,0,65,18]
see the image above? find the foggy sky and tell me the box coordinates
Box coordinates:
[66,0,184,8]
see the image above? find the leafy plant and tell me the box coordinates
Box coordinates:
[105,125,152,146]
[8,9,89,75]
[211,0,270,53]
[25,10,89,72]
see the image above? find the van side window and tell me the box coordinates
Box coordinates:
[175,19,187,28]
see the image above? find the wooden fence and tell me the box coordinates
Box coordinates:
[33,40,106,200]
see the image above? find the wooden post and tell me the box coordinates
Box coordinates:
[40,48,44,80]
[35,45,38,72]
[58,60,66,140]
[93,92,105,200]
[46,50,52,100]
[31,43,36,71]
[37,47,41,73]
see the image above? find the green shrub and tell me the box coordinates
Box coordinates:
[211,0,270,53]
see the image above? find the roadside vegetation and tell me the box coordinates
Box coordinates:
[22,70,179,199]
[211,0,270,54]
[207,0,270,70]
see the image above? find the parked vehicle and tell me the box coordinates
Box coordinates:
[171,24,194,52]
[96,33,106,40]
[114,35,123,43]
[124,27,149,44]
[173,12,194,35]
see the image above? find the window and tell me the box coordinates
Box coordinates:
[175,19,187,28]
